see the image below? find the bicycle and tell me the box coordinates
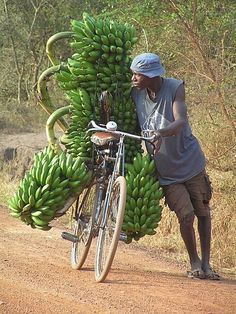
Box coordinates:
[62,120,156,282]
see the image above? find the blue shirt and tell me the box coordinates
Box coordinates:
[132,78,205,185]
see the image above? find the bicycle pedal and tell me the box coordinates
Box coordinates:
[61,232,78,243]
[119,231,127,242]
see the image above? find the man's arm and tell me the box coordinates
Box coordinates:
[159,83,187,137]
[152,83,187,154]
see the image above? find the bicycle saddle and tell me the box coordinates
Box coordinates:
[91,132,119,146]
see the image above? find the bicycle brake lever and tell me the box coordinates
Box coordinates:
[86,127,97,135]
[146,140,155,158]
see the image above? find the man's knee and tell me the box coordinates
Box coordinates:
[179,211,195,226]
[196,212,211,223]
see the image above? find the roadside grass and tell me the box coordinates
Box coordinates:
[0,172,18,207]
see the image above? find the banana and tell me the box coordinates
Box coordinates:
[53,195,64,206]
[71,20,86,36]
[43,198,55,207]
[83,12,96,33]
[21,189,29,205]
[123,214,131,223]
[134,207,140,216]
[145,229,156,236]
[139,214,147,226]
[10,212,21,218]
[71,157,83,172]
[34,186,42,201]
[132,187,139,199]
[35,162,43,184]
[29,195,35,207]
[51,167,62,183]
[65,153,73,171]
[51,177,61,190]
[9,204,21,213]
[141,205,148,215]
[34,224,52,231]
[32,216,50,227]
[78,88,91,105]
[56,70,75,83]
[31,210,44,217]
[58,178,70,189]
[8,195,20,210]
[135,223,140,232]
[40,162,49,185]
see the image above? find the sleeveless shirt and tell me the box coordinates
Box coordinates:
[132,78,205,185]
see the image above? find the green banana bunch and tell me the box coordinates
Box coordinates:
[66,88,98,126]
[58,150,93,191]
[56,68,78,91]
[54,13,140,166]
[8,146,93,230]
[124,137,144,164]
[123,153,164,241]
[60,13,138,97]
[58,87,98,158]
[63,129,93,160]
[10,14,146,234]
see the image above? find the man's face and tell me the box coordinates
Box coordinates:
[131,71,151,89]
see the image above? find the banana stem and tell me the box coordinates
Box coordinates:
[37,65,68,131]
[46,106,70,153]
[46,31,74,66]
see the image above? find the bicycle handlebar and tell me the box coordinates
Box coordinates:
[87,120,156,143]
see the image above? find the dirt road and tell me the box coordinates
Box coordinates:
[0,131,235,313]
[0,206,235,314]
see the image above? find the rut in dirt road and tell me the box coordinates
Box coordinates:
[0,207,235,314]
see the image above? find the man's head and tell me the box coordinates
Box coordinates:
[130,53,165,89]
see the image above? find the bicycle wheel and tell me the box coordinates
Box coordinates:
[95,176,126,282]
[71,183,98,270]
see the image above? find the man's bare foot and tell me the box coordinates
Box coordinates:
[203,267,221,280]
[187,259,205,279]
[187,268,205,279]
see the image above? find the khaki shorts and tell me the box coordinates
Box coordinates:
[162,170,212,222]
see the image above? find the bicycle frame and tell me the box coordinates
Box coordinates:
[87,120,156,232]
[96,135,125,231]
[84,134,122,233]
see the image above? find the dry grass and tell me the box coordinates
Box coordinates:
[209,169,236,272]
[0,172,19,207]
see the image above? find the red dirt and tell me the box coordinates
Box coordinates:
[0,131,235,313]
[0,206,235,314]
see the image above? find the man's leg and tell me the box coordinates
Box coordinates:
[163,183,204,278]
[197,214,211,272]
[197,214,219,279]
[186,171,220,279]
[179,212,202,272]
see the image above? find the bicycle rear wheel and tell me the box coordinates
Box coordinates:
[95,176,126,282]
[71,183,98,270]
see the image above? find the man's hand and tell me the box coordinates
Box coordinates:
[152,131,162,156]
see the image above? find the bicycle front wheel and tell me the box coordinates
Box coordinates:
[95,176,126,282]
[71,183,98,270]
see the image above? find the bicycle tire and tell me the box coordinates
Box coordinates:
[71,183,98,270]
[95,176,126,282]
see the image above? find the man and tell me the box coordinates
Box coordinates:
[130,52,220,280]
